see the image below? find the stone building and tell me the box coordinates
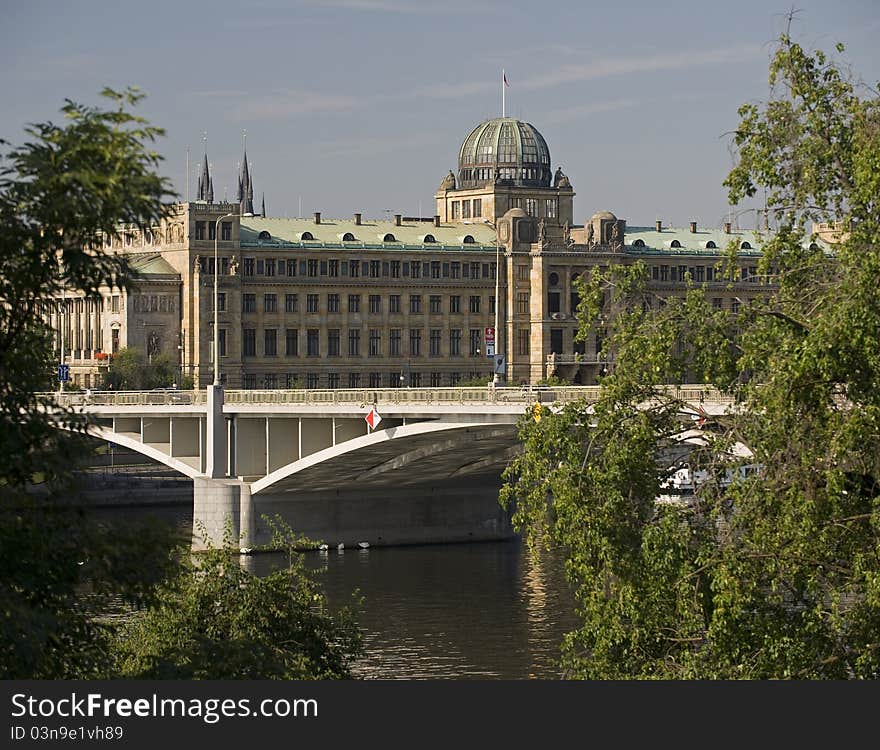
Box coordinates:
[47,116,824,390]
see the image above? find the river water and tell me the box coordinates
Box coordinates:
[88,502,581,680]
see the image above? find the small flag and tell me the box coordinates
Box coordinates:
[365,407,382,430]
[503,71,510,88]
[532,401,542,423]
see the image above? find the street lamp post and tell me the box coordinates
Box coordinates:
[492,237,501,386]
[213,213,235,386]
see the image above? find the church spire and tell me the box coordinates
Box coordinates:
[197,133,213,203]
[261,192,266,218]
[238,130,255,215]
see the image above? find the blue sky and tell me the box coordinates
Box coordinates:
[2,0,878,229]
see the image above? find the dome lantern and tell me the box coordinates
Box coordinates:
[457,117,551,189]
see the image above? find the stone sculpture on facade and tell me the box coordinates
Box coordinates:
[439,170,456,191]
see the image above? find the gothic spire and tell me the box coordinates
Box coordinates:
[197,152,213,202]
[239,146,255,215]
[261,192,266,218]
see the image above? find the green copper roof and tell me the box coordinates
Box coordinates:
[128,253,178,275]
[239,216,497,250]
[623,226,831,255]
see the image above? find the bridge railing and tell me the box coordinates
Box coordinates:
[39,385,735,409]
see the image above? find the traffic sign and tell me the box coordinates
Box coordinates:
[485,327,495,344]
[364,407,382,430]
[486,344,495,357]
[57,363,70,382]
[493,355,506,375]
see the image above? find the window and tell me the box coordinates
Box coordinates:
[369,372,382,388]
[195,221,206,240]
[369,295,381,314]
[450,329,462,356]
[221,221,232,241]
[209,325,227,358]
[431,261,441,278]
[307,294,319,313]
[343,232,356,242]
[348,373,361,388]
[306,373,319,389]
[451,262,461,279]
[257,259,264,275]
[307,329,319,356]
[349,294,361,313]
[349,329,361,356]
[264,294,277,313]
[264,329,277,356]
[390,329,401,356]
[285,373,299,388]
[369,329,381,356]
[207,222,217,241]
[525,198,537,216]
[242,329,256,357]
[328,373,340,389]
[370,260,381,278]
[328,259,339,277]
[430,295,442,314]
[111,295,120,313]
[265,259,275,277]
[430,372,443,387]
[430,329,442,356]
[217,292,227,312]
[328,329,340,356]
[469,296,481,313]
[490,296,495,314]
[258,230,272,241]
[731,299,741,314]
[516,329,529,356]
[300,231,314,241]
[470,329,481,356]
[328,294,340,313]
[308,259,318,277]
[285,329,298,356]
[242,294,256,313]
[244,258,255,276]
[451,201,460,220]
[391,260,401,278]
[712,298,723,310]
[409,329,421,356]
[633,239,646,247]
[462,234,475,244]
[450,295,461,314]
[243,374,257,389]
[472,199,482,218]
[740,241,752,250]
[390,295,401,313]
[285,294,298,313]
[382,233,396,242]
[409,295,422,314]
[516,292,529,315]
[410,261,421,279]
[349,260,360,277]
[545,199,557,218]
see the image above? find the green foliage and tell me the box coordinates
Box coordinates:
[501,33,880,679]
[113,520,363,679]
[106,347,176,390]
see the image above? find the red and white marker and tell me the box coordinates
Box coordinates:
[365,407,382,430]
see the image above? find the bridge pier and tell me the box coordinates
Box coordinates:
[192,477,254,551]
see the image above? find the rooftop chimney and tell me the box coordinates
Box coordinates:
[689,221,697,233]
[314,211,321,224]
[433,214,441,227]
[354,212,362,225]
[655,219,662,232]
[394,213,402,226]
[723,221,731,234]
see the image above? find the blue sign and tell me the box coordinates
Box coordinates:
[57,363,70,382]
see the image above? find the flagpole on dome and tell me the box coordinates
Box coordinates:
[502,69,508,117]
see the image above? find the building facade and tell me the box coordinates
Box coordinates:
[49,117,818,390]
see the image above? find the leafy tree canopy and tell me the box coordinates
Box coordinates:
[501,30,880,679]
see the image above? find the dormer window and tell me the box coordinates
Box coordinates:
[258,230,272,240]
[422,234,436,243]
[342,232,356,242]
[740,241,752,250]
[705,240,717,249]
[462,234,475,244]
[670,239,682,248]
[299,231,315,241]
[632,238,645,247]
[382,233,397,242]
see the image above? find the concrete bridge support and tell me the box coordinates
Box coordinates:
[192,477,255,551]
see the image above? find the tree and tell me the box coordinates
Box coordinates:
[106,347,176,389]
[113,523,362,679]
[500,31,880,679]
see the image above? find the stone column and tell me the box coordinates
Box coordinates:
[205,384,225,478]
[239,481,255,551]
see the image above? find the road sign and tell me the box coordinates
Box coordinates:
[486,344,495,357]
[364,407,382,430]
[485,327,495,344]
[57,363,70,382]
[493,355,506,375]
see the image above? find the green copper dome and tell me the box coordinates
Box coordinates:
[458,117,551,189]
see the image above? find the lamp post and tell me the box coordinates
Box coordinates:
[491,236,501,386]
[213,213,235,386]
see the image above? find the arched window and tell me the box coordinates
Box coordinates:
[740,241,752,250]
[422,234,436,243]
[343,232,356,242]
[705,240,717,249]
[670,239,682,248]
[258,230,272,240]
[299,231,314,241]
[462,234,475,244]
[809,242,820,251]
[633,238,645,247]
[383,233,397,242]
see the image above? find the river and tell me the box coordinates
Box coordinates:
[86,501,580,679]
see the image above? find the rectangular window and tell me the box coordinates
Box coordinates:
[242,329,256,357]
[706,267,715,282]
[450,329,461,356]
[328,373,340,389]
[307,329,319,356]
[390,295,401,313]
[660,265,669,282]
[307,294,319,313]
[469,296,481,314]
[257,259,264,275]
[470,329,481,356]
[390,260,401,278]
[429,295,442,314]
[472,199,482,218]
[243,374,257,389]
[462,200,471,219]
[264,293,277,313]
[370,260,381,278]
[217,292,227,312]
[285,373,299,388]
[244,258,255,276]
[451,201,460,220]
[349,329,361,356]
[328,294,340,313]
[349,294,361,313]
[285,294,298,313]
[369,372,382,388]
[450,295,461,314]
[308,259,319,277]
[430,372,443,387]
[221,221,232,241]
[320,260,327,276]
[451,262,461,279]
[242,294,256,313]
[369,295,381,314]
[369,329,381,356]
[410,261,421,279]
[285,329,298,356]
[265,259,276,277]
[208,222,216,241]
[545,199,557,218]
[328,259,339,277]
[409,329,421,356]
[430,329,442,356]
[349,373,361,388]
[349,260,360,277]
[390,329,402,356]
[516,292,528,315]
[695,266,705,282]
[264,329,277,356]
[431,261,441,279]
[525,198,537,216]
[195,221,205,240]
[409,295,422,314]
[287,259,297,277]
[516,329,529,356]
[731,299,740,314]
[218,329,227,357]
[306,373,319,389]
[328,329,340,356]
